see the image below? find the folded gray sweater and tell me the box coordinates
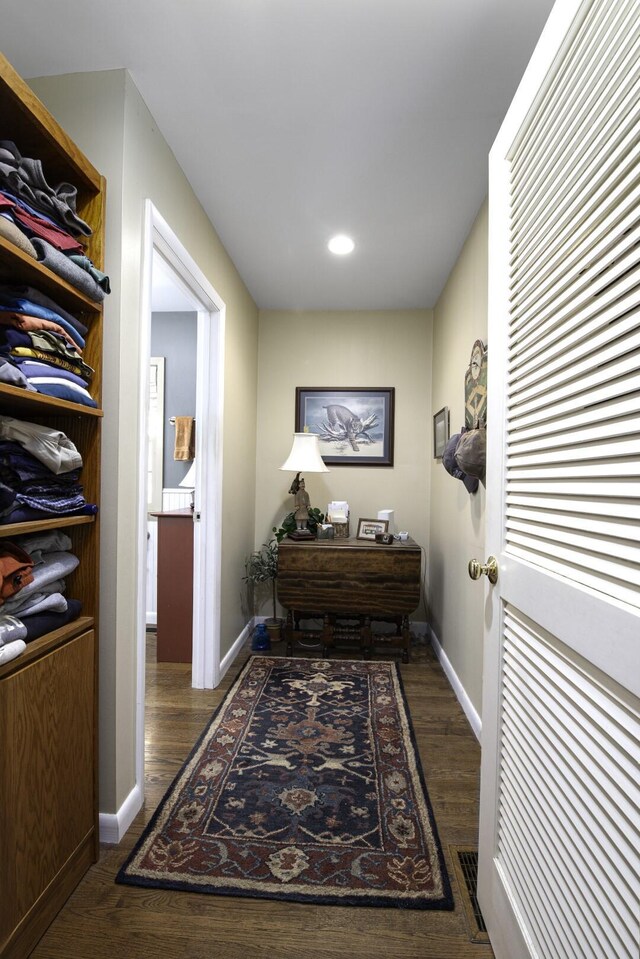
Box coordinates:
[31,238,105,302]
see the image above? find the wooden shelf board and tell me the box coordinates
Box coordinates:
[0,515,95,538]
[0,615,94,680]
[0,382,102,419]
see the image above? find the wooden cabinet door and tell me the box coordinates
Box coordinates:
[0,631,96,958]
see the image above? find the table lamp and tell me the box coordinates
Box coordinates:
[279,432,329,539]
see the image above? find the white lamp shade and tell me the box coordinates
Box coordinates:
[279,433,330,473]
[179,461,197,488]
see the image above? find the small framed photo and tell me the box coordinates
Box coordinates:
[357,518,389,541]
[433,406,450,459]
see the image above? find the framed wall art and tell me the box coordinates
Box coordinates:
[295,387,395,466]
[433,406,450,458]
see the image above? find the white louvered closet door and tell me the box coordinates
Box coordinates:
[478,1,640,958]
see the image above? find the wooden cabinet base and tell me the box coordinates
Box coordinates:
[0,630,97,959]
[1,834,95,959]
[277,538,421,663]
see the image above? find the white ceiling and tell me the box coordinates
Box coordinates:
[3,0,555,311]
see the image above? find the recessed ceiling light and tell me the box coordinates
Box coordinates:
[328,234,355,255]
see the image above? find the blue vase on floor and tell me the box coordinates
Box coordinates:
[251,622,271,652]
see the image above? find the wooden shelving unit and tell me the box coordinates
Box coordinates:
[0,54,105,959]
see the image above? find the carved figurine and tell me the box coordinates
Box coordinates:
[292,476,310,530]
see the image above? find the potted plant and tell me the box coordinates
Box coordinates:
[272,507,325,542]
[243,539,283,642]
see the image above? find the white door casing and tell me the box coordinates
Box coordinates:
[136,201,225,804]
[147,356,165,514]
[479,1,640,957]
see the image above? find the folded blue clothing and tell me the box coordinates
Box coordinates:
[15,482,86,513]
[1,328,28,348]
[1,328,94,381]
[10,358,89,388]
[0,479,17,514]
[2,326,83,360]
[0,439,86,514]
[0,285,88,336]
[0,296,85,348]
[28,380,97,408]
[0,438,80,482]
[22,597,82,643]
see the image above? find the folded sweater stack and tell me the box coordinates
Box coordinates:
[0,284,96,407]
[0,140,110,302]
[0,416,97,524]
[0,529,83,664]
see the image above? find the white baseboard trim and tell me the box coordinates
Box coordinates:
[218,619,253,682]
[99,783,143,844]
[428,625,482,743]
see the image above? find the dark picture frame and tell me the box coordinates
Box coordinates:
[356,518,389,541]
[295,387,395,466]
[433,406,450,458]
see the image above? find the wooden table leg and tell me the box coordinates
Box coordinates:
[401,615,411,663]
[321,613,333,658]
[361,615,372,659]
[285,610,295,656]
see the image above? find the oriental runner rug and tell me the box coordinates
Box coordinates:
[116,656,454,910]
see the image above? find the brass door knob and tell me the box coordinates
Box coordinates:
[468,556,498,585]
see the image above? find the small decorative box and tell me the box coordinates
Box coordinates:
[317,524,334,540]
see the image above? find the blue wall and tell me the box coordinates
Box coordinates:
[151,312,197,489]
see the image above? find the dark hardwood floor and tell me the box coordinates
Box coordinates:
[30,633,494,959]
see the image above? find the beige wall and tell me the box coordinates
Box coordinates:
[256,310,433,621]
[429,201,488,716]
[30,71,259,814]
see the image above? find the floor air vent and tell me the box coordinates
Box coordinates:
[449,846,490,944]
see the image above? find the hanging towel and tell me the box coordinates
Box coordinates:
[174,416,195,461]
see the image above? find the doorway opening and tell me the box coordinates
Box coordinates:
[136,201,225,802]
